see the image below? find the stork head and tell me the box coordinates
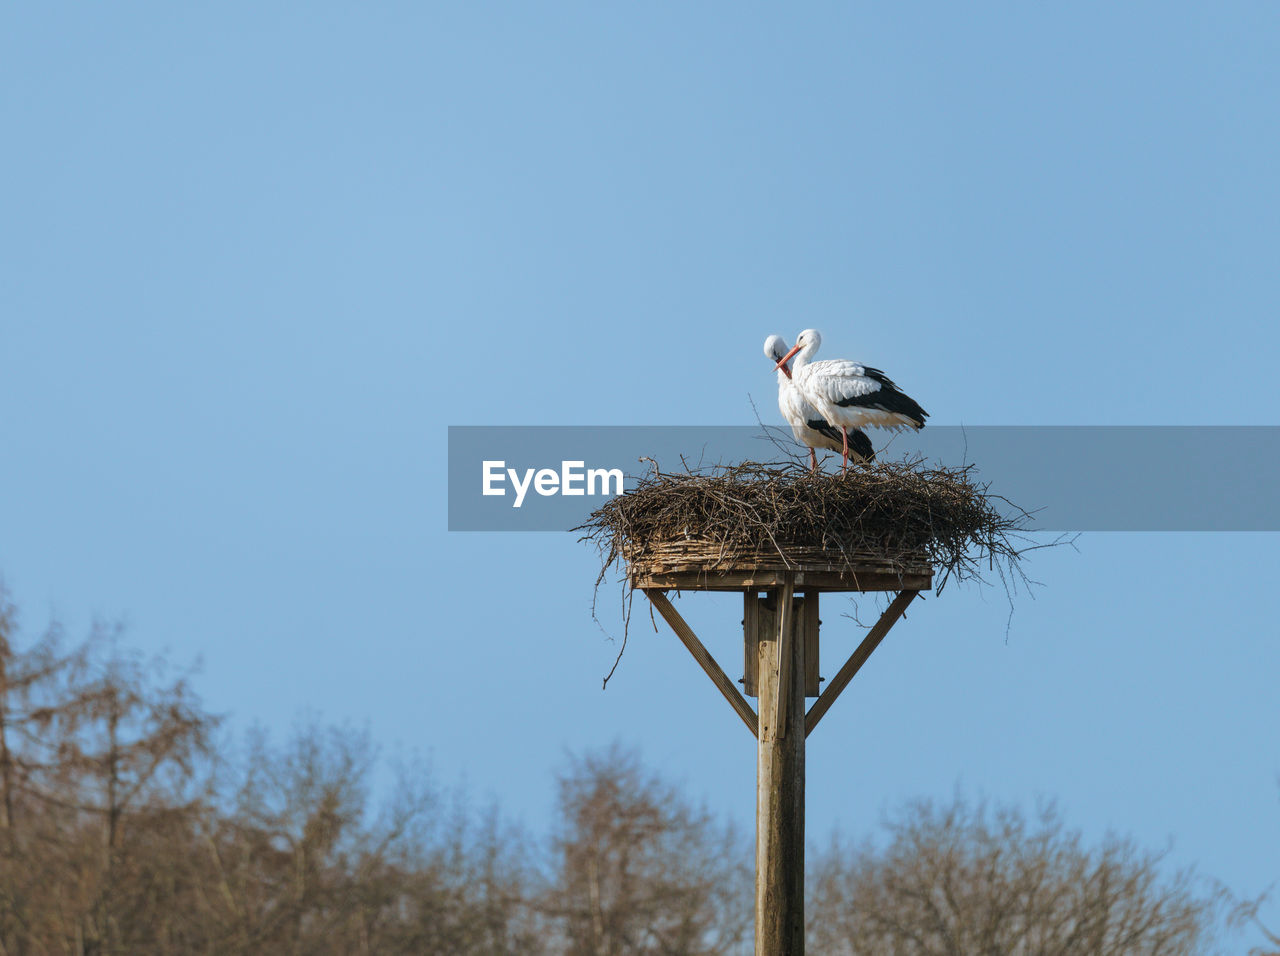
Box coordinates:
[763,335,793,379]
[795,329,821,352]
[775,328,821,371]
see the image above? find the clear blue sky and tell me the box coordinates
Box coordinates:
[3,2,1278,945]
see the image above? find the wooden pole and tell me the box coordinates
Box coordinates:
[642,572,924,953]
[755,574,805,955]
[773,577,795,739]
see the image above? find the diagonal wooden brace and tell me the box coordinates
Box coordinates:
[804,589,919,737]
[644,589,759,737]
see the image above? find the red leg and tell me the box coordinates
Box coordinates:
[809,448,817,472]
[841,427,849,474]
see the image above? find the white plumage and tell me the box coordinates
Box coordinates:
[763,335,873,471]
[775,329,928,472]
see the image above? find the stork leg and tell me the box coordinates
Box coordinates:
[841,427,849,474]
[809,448,817,473]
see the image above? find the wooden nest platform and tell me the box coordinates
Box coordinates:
[579,459,1031,594]
[623,540,933,592]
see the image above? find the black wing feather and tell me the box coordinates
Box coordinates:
[832,367,929,427]
[807,419,876,462]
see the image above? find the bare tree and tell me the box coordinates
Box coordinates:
[371,795,550,955]
[0,588,547,954]
[546,744,751,955]
[0,592,218,954]
[197,721,546,955]
[0,586,1258,954]
[0,590,87,949]
[808,794,1225,956]
[1254,924,1280,956]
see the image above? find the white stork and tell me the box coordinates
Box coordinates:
[774,328,928,473]
[764,335,874,472]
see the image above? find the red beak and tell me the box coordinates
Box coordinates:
[778,363,793,380]
[774,344,802,372]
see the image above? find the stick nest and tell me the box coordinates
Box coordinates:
[578,459,1035,592]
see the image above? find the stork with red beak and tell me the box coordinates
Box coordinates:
[765,335,874,472]
[774,329,928,473]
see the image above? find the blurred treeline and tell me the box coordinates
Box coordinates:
[0,592,1258,955]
